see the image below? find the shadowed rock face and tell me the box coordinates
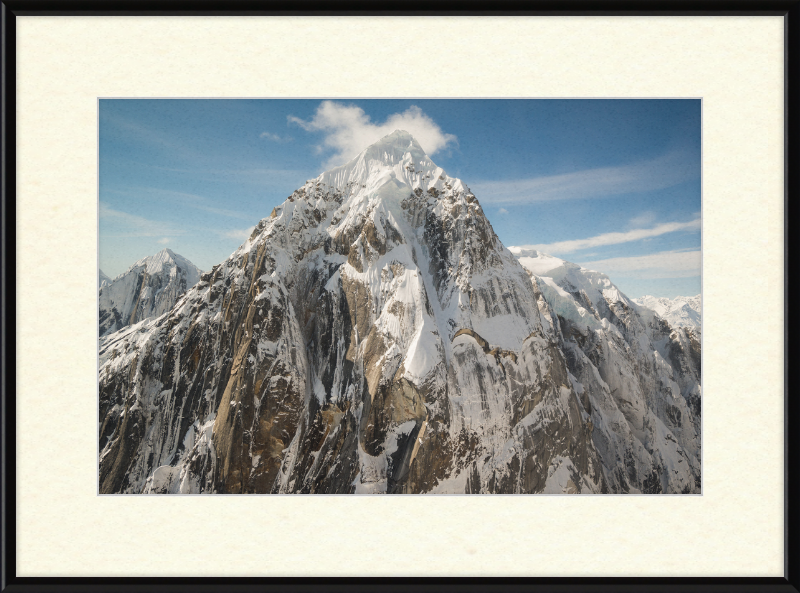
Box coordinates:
[98,131,699,494]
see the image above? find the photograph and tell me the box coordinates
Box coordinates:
[98,98,702,495]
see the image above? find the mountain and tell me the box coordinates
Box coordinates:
[633,294,701,332]
[509,248,701,493]
[98,131,700,494]
[99,269,111,288]
[98,249,202,338]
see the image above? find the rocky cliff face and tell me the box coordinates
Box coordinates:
[511,249,701,493]
[98,131,700,494]
[99,249,202,337]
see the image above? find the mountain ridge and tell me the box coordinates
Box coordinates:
[633,294,701,331]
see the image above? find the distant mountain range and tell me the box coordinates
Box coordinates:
[633,294,701,332]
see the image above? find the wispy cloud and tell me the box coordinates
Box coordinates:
[110,164,310,187]
[199,167,310,187]
[113,187,253,220]
[157,237,170,244]
[217,226,255,241]
[580,249,701,279]
[516,218,701,254]
[99,203,185,237]
[101,113,200,159]
[260,131,292,142]
[498,208,509,214]
[471,149,699,204]
[628,211,657,227]
[289,101,457,168]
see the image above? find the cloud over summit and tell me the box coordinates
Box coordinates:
[289,101,457,168]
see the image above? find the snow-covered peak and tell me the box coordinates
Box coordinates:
[99,269,111,288]
[508,248,567,277]
[510,248,624,302]
[634,294,701,314]
[126,248,202,286]
[99,250,203,337]
[633,294,701,330]
[511,248,634,330]
[510,247,702,337]
[307,130,467,208]
[361,129,429,165]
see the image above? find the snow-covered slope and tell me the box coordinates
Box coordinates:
[98,249,202,337]
[633,294,701,331]
[510,248,701,493]
[99,269,111,288]
[98,131,700,494]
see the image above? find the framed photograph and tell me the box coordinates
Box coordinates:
[95,96,703,498]
[3,3,794,591]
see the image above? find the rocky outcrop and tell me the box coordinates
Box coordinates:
[98,131,699,494]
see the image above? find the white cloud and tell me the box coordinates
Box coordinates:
[218,226,256,241]
[517,218,701,254]
[470,149,699,204]
[580,249,701,279]
[157,237,170,244]
[260,131,291,142]
[498,208,509,214]
[289,101,457,167]
[628,211,657,227]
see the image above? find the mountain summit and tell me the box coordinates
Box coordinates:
[315,129,463,196]
[98,132,701,494]
[99,248,202,337]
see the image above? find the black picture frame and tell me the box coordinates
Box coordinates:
[2,2,796,591]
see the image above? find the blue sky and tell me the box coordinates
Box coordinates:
[99,99,701,298]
